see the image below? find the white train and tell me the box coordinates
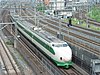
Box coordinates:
[11,15,73,68]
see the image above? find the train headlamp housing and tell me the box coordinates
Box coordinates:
[60,57,62,60]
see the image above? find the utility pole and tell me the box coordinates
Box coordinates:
[14,24,17,48]
[86,2,89,28]
[20,2,22,16]
[34,0,37,26]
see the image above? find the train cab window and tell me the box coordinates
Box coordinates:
[52,44,61,47]
[52,44,68,47]
[52,44,62,47]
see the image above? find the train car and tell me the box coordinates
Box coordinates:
[11,15,73,68]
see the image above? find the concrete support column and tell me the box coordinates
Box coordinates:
[14,25,18,48]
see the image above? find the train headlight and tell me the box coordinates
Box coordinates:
[60,57,62,60]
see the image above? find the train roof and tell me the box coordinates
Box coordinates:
[35,30,64,43]
[17,19,64,43]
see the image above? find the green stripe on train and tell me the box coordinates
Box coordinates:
[54,60,73,66]
[16,22,55,55]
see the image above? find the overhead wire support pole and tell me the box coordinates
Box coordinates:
[86,2,89,28]
[0,23,15,39]
[20,2,22,16]
[0,23,15,31]
[34,0,37,26]
[14,24,18,49]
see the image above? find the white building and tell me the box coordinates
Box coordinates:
[48,0,65,10]
[73,0,87,2]
[75,0,100,3]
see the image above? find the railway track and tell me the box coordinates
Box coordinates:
[25,8,100,39]
[1,9,36,75]
[87,18,100,27]
[0,9,21,75]
[0,38,20,75]
[75,12,100,27]
[39,12,100,35]
[43,22,100,46]
[40,18,100,46]
[60,67,82,75]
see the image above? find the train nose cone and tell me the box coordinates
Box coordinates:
[63,59,67,62]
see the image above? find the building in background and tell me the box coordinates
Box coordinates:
[43,0,100,18]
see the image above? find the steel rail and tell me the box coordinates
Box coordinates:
[0,38,19,75]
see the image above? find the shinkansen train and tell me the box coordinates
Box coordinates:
[11,15,73,68]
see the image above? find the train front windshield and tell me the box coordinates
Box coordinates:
[52,44,68,47]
